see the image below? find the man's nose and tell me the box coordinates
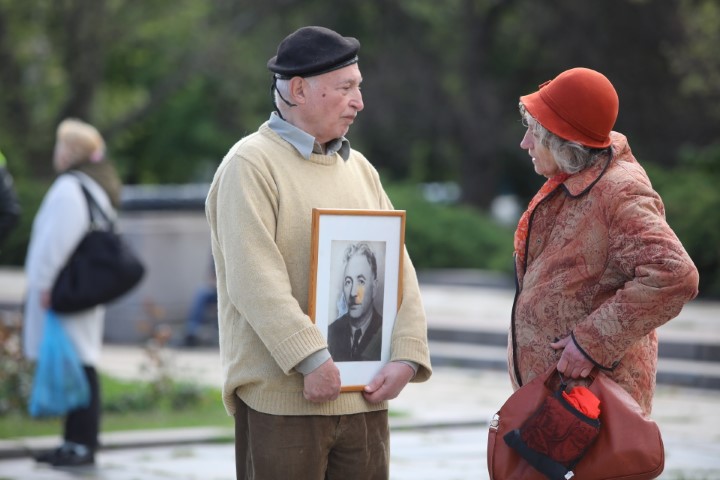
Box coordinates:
[351,90,364,111]
[352,285,365,302]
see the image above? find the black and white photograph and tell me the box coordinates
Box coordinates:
[308,208,405,390]
[326,240,386,363]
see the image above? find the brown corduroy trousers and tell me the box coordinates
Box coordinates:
[234,396,389,480]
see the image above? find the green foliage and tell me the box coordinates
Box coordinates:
[644,145,720,298]
[671,0,720,103]
[0,177,50,266]
[0,373,226,439]
[0,313,33,416]
[102,375,205,414]
[101,334,208,414]
[2,0,717,189]
[114,77,238,184]
[385,182,515,273]
[0,0,715,300]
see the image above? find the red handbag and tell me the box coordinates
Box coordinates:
[487,365,664,480]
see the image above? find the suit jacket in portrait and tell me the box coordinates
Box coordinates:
[327,308,383,362]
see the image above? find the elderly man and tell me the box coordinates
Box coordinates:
[206,26,431,479]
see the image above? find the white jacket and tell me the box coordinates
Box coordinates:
[23,172,115,366]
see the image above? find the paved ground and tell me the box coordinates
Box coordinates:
[2,365,720,479]
[1,270,720,478]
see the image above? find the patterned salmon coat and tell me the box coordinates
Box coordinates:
[510,131,699,415]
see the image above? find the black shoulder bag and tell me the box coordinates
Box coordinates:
[51,180,145,313]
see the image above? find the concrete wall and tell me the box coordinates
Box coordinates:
[105,209,211,344]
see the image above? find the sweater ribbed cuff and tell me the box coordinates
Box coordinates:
[272,326,328,374]
[391,337,432,382]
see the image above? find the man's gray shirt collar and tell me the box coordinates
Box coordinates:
[268,112,351,161]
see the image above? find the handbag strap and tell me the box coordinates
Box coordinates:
[67,173,115,231]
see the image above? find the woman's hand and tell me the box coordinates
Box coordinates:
[551,336,594,378]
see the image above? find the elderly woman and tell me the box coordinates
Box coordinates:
[511,67,699,416]
[24,118,122,467]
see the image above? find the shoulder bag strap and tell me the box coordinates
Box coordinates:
[66,172,114,231]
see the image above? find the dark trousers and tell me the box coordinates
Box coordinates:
[64,366,101,449]
[234,396,389,480]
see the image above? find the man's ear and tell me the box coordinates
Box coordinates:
[289,76,307,105]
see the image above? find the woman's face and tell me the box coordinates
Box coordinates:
[52,142,69,173]
[520,126,561,178]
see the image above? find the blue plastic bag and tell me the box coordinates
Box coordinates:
[28,310,90,417]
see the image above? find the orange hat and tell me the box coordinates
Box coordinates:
[520,68,619,148]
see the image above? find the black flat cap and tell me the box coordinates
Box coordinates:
[267,26,360,79]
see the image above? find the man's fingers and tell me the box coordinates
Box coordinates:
[303,387,340,403]
[302,358,341,403]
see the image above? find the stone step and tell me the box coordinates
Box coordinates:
[656,357,720,390]
[428,340,720,390]
[429,341,509,371]
[658,339,720,363]
[428,327,720,362]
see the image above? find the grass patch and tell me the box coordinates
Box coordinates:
[0,373,230,440]
[1,373,410,439]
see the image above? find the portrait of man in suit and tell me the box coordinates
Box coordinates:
[327,242,384,362]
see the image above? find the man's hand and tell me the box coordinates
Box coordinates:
[303,358,341,403]
[551,335,594,378]
[362,362,414,404]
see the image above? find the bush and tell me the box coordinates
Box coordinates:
[103,331,206,414]
[644,146,720,298]
[0,177,49,267]
[385,182,515,273]
[0,313,33,415]
[102,377,205,414]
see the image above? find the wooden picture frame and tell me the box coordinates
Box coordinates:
[308,208,405,391]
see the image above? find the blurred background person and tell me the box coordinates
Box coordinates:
[0,148,21,248]
[511,68,699,416]
[23,118,123,467]
[182,254,217,347]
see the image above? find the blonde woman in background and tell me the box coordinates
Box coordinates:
[23,118,122,467]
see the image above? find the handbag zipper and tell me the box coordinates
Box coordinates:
[489,413,499,431]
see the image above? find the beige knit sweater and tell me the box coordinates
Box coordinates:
[206,123,431,416]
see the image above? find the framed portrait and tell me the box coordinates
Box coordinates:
[308,208,406,391]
